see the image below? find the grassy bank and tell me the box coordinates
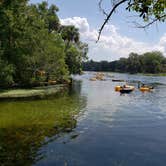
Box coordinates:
[138,73,166,76]
[0,84,68,99]
[141,73,166,76]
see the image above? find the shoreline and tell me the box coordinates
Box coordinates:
[0,84,68,100]
[84,71,166,76]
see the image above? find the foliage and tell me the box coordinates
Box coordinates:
[98,0,166,40]
[0,58,14,87]
[60,25,80,44]
[140,51,165,73]
[59,25,88,74]
[35,2,60,32]
[65,43,88,74]
[126,0,166,22]
[83,51,166,74]
[127,53,142,73]
[0,0,88,88]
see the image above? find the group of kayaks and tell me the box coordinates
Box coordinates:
[115,84,154,93]
[90,73,105,81]
[89,72,154,93]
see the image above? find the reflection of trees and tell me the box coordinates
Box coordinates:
[69,80,82,95]
[0,81,86,166]
[0,124,76,166]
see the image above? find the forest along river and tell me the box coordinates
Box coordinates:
[0,72,166,166]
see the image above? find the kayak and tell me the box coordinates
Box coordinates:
[115,85,135,93]
[112,79,125,82]
[90,77,97,81]
[120,88,134,93]
[140,86,153,92]
[115,86,122,91]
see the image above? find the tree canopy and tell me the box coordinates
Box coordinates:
[0,0,88,88]
[98,0,166,41]
[83,51,166,74]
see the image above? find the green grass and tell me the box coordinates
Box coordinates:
[136,73,166,76]
[142,73,166,76]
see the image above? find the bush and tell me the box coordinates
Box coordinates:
[0,59,14,88]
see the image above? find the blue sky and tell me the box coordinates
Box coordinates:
[30,0,166,61]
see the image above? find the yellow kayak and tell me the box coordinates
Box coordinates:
[115,85,135,92]
[115,86,122,91]
[90,77,97,81]
[140,87,152,92]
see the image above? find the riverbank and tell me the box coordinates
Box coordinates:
[0,84,68,100]
[84,71,166,76]
[141,73,166,76]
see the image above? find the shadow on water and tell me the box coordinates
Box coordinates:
[0,80,87,166]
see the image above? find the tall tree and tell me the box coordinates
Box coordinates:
[60,25,80,49]
[60,25,88,74]
[127,53,141,73]
[0,0,88,87]
[36,2,60,32]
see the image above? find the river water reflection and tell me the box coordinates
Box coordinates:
[0,72,166,166]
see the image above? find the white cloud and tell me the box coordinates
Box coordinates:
[159,34,166,53]
[60,17,89,33]
[60,17,166,61]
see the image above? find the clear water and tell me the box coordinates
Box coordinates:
[0,72,166,166]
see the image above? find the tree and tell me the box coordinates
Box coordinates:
[60,25,88,74]
[141,51,165,73]
[40,33,69,82]
[0,0,88,88]
[98,0,166,41]
[116,58,128,72]
[127,53,141,73]
[36,2,60,32]
[65,42,88,74]
[83,51,166,74]
[0,58,14,87]
[60,25,80,51]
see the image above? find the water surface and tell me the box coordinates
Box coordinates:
[0,72,166,166]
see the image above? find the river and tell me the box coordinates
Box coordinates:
[0,72,166,166]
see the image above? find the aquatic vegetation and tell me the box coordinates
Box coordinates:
[0,85,67,99]
[0,82,87,166]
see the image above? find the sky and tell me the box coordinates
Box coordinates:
[30,0,166,61]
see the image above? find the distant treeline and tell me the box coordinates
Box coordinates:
[83,51,166,74]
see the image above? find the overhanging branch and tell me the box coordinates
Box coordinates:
[136,14,166,29]
[97,0,128,42]
[99,0,109,17]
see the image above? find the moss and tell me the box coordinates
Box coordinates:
[0,85,67,99]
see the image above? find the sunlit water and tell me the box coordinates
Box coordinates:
[0,72,166,166]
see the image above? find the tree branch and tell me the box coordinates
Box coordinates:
[136,14,166,29]
[97,0,128,42]
[99,0,109,17]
